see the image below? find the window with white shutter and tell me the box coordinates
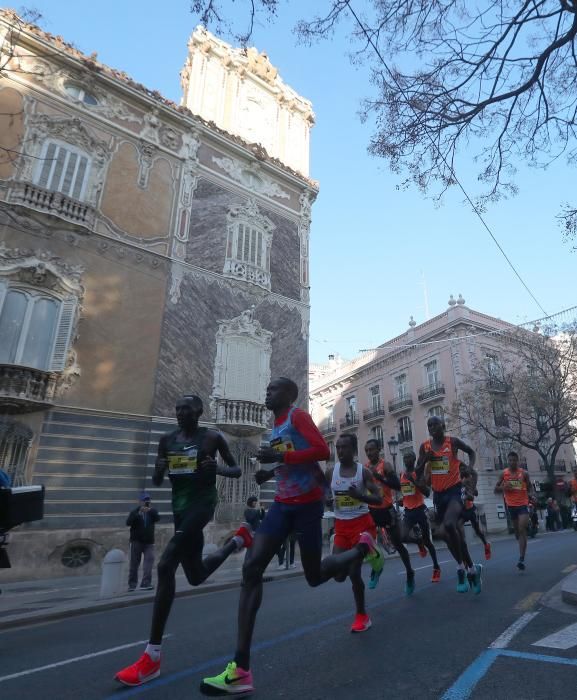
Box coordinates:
[222,337,264,403]
[0,286,75,371]
[35,141,91,201]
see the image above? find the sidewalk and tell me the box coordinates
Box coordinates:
[0,531,516,631]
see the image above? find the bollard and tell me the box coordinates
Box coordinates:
[100,548,127,598]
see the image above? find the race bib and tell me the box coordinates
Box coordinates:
[334,490,362,511]
[401,482,416,495]
[430,456,450,474]
[270,437,295,453]
[508,479,522,490]
[168,448,198,475]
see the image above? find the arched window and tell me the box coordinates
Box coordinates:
[34,140,91,201]
[0,419,33,486]
[0,284,76,371]
[64,83,99,106]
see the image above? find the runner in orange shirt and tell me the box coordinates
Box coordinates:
[365,439,416,595]
[401,451,441,582]
[494,450,532,570]
[569,466,577,505]
[417,416,481,594]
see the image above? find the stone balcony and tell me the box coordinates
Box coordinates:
[213,398,269,436]
[0,364,59,413]
[339,412,359,430]
[320,419,337,437]
[7,181,96,228]
[223,259,271,289]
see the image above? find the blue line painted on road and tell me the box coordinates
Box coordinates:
[440,650,499,700]
[499,648,577,667]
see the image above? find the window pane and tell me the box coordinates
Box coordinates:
[38,143,57,188]
[0,291,28,363]
[49,147,67,191]
[72,156,88,199]
[61,151,78,196]
[20,298,60,370]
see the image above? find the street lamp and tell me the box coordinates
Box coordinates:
[387,435,399,473]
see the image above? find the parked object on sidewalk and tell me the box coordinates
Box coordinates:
[0,484,45,569]
[126,493,160,591]
[100,548,127,598]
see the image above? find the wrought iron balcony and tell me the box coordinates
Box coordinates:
[539,460,566,473]
[417,382,445,403]
[363,406,385,422]
[8,181,96,228]
[213,398,269,436]
[0,364,59,413]
[487,377,508,393]
[320,419,337,437]
[339,412,359,429]
[388,396,413,413]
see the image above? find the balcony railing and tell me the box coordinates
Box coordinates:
[494,457,527,469]
[487,377,508,393]
[388,396,413,413]
[417,382,445,403]
[398,431,413,445]
[339,412,359,429]
[223,258,271,289]
[363,406,385,422]
[214,398,268,436]
[539,460,567,473]
[0,364,59,413]
[320,419,337,437]
[8,181,96,228]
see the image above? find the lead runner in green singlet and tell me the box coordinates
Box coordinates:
[114,394,253,687]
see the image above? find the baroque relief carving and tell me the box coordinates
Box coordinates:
[212,156,290,200]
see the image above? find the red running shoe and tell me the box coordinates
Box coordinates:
[233,522,254,550]
[484,543,492,560]
[431,568,441,583]
[350,613,372,633]
[418,544,427,558]
[115,652,160,686]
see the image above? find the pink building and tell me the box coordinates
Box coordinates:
[309,296,576,533]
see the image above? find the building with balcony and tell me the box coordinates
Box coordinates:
[0,11,317,577]
[310,296,576,533]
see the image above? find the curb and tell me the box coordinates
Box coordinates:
[0,570,303,632]
[561,569,577,607]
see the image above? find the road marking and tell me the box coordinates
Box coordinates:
[499,648,577,666]
[562,564,577,574]
[0,636,171,683]
[533,621,577,649]
[489,611,540,649]
[514,592,542,611]
[397,559,451,574]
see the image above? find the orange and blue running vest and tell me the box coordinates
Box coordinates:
[424,437,461,492]
[502,468,529,507]
[400,472,425,510]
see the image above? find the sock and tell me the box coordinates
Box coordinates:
[467,566,476,575]
[232,535,244,550]
[145,643,162,661]
[234,652,250,671]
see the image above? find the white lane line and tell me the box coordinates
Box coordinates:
[489,612,539,649]
[0,635,172,683]
[533,621,577,650]
[397,560,451,574]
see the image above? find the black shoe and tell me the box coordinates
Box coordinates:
[128,587,136,592]
[140,585,154,590]
[517,560,526,571]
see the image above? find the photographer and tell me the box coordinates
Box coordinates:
[126,493,160,592]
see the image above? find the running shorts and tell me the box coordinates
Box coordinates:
[257,499,323,552]
[333,513,376,550]
[369,505,397,529]
[404,504,430,532]
[507,505,529,520]
[433,484,463,523]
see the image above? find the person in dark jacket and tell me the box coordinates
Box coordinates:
[127,493,160,591]
[243,496,263,531]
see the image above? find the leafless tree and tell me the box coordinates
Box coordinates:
[452,323,577,488]
[191,1,577,235]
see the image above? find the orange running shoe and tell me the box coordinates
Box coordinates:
[115,652,160,686]
[431,568,441,583]
[418,544,427,558]
[350,613,372,633]
[484,543,492,560]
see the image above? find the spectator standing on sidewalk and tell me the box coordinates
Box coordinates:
[127,493,160,591]
[243,496,263,531]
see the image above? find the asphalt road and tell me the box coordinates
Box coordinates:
[1,531,577,700]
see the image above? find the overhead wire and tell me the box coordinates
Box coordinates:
[343,0,549,316]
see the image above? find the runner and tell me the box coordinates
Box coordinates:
[115,395,250,687]
[460,462,491,560]
[494,450,532,570]
[325,433,384,632]
[365,439,417,595]
[400,451,441,582]
[417,416,482,594]
[200,378,384,696]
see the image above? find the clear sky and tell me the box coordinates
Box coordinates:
[24,1,577,363]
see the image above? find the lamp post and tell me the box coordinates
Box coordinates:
[387,435,399,473]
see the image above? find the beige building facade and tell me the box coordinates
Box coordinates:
[0,11,316,578]
[310,297,576,534]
